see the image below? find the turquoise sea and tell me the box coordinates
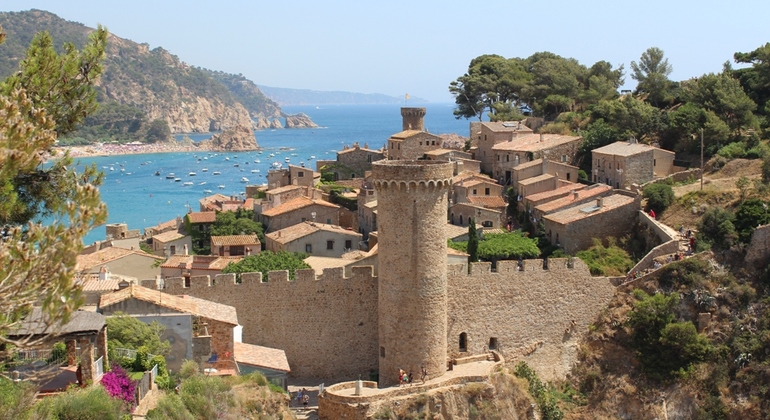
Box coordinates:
[74,104,472,245]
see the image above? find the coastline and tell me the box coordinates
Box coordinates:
[52,141,203,159]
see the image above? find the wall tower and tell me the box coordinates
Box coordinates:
[372,160,453,386]
[401,107,426,131]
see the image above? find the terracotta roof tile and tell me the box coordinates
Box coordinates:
[261,197,339,218]
[480,121,533,132]
[492,134,581,152]
[389,130,425,139]
[518,173,555,186]
[544,194,635,225]
[152,230,186,243]
[266,222,360,245]
[592,141,663,156]
[267,185,305,195]
[467,196,507,209]
[234,342,290,372]
[524,183,584,202]
[76,247,163,272]
[99,284,238,325]
[186,211,217,224]
[211,235,260,247]
[535,184,613,214]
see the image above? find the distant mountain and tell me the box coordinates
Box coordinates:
[0,9,307,141]
[257,85,429,106]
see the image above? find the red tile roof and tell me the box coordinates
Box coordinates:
[211,235,260,247]
[76,247,163,272]
[535,184,613,214]
[186,211,217,224]
[99,284,238,325]
[524,183,584,203]
[234,342,290,372]
[492,134,581,152]
[260,197,339,218]
[467,196,507,209]
[544,194,635,225]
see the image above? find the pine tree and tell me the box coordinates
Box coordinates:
[467,217,479,263]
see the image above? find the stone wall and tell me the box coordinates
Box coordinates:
[447,259,615,380]
[162,267,380,381]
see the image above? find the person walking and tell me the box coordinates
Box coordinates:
[421,365,428,383]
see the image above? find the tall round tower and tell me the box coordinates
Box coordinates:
[401,107,426,131]
[373,160,453,387]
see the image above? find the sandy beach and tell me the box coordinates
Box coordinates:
[53,141,204,159]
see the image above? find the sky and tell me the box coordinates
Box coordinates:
[3,0,770,103]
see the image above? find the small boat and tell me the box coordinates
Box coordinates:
[183,181,194,186]
[166,173,175,179]
[225,157,230,161]
[201,168,208,172]
[251,169,259,173]
[213,171,221,175]
[154,171,161,176]
[233,163,239,167]
[199,181,207,185]
[254,159,260,163]
[240,177,249,183]
[203,189,212,193]
[203,156,208,160]
[189,172,197,176]
[218,184,225,189]
[109,166,115,171]
[174,178,182,182]
[284,157,291,162]
[309,156,316,160]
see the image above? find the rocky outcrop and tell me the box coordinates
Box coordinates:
[199,125,258,151]
[284,113,318,128]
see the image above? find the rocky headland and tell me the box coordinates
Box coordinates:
[198,125,259,151]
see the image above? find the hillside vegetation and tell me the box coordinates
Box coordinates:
[0,9,284,142]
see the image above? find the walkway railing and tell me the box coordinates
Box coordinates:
[94,356,104,380]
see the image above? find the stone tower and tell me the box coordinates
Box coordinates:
[373,160,453,386]
[401,107,426,131]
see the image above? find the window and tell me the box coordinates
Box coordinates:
[472,189,477,195]
[460,215,463,225]
[199,225,204,232]
[488,337,498,350]
[305,244,312,253]
[654,159,657,166]
[398,144,400,150]
[561,154,567,162]
[301,217,307,222]
[326,240,334,250]
[345,240,352,249]
[497,155,500,161]
[380,346,385,358]
[609,163,612,170]
[482,220,493,227]
[170,245,176,255]
[367,154,372,162]
[567,173,571,181]
[326,218,331,224]
[459,333,467,352]
[506,155,509,162]
[184,277,190,288]
[298,171,304,177]
[484,134,487,141]
[419,141,422,146]
[484,187,490,195]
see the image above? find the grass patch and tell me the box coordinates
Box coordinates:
[575,238,634,276]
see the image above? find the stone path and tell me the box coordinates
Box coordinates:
[288,385,319,420]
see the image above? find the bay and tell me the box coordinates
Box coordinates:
[75,104,472,245]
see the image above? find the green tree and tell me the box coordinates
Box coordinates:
[210,209,263,238]
[0,24,108,368]
[106,312,171,356]
[575,238,634,276]
[734,198,770,243]
[590,96,661,142]
[697,206,737,249]
[642,183,675,215]
[449,54,530,121]
[449,232,540,263]
[734,43,770,118]
[763,154,770,183]
[221,251,310,280]
[467,217,479,263]
[631,47,675,107]
[680,72,758,134]
[145,118,171,143]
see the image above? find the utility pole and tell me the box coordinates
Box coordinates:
[700,128,704,191]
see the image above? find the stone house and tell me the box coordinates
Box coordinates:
[591,140,677,188]
[318,142,385,180]
[200,194,254,213]
[257,185,323,213]
[491,134,582,182]
[472,121,533,174]
[233,341,291,390]
[266,164,317,189]
[99,284,239,372]
[509,158,579,191]
[452,178,503,205]
[159,255,242,280]
[104,223,141,250]
[265,221,363,257]
[259,196,341,233]
[386,107,444,160]
[184,211,218,253]
[449,202,504,228]
[151,229,192,257]
[543,192,641,254]
[532,184,613,220]
[144,217,183,239]
[211,235,261,257]
[76,246,164,281]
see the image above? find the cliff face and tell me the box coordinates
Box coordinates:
[285,113,319,128]
[100,36,254,133]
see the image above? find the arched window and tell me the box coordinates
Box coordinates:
[459,333,468,352]
[482,221,493,227]
[459,215,463,225]
[488,337,498,351]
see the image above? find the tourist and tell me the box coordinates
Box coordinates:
[421,366,428,383]
[408,370,414,385]
[649,209,656,219]
[302,393,309,409]
[398,368,405,386]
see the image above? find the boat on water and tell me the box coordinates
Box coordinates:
[183,181,194,186]
[174,178,182,182]
[284,157,291,162]
[199,181,207,185]
[189,172,197,176]
[165,173,175,179]
[251,169,259,173]
[213,171,221,175]
[309,156,316,160]
[201,168,208,172]
[271,162,282,169]
[218,184,225,189]
[240,177,249,183]
[225,157,230,161]
[109,166,115,171]
[154,171,161,176]
[233,164,239,167]
[203,189,212,193]
[254,159,260,163]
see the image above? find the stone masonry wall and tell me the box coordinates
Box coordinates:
[163,267,379,381]
[448,258,616,380]
[746,224,770,269]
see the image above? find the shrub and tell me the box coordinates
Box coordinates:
[643,183,675,214]
[575,238,634,276]
[147,393,195,420]
[34,385,126,420]
[697,207,737,249]
[179,359,200,379]
[514,362,563,420]
[0,378,36,420]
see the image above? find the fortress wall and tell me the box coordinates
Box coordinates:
[447,258,616,380]
[162,266,379,381]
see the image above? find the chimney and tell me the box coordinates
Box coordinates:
[99,266,110,281]
[163,246,169,258]
[572,190,579,200]
[597,198,604,208]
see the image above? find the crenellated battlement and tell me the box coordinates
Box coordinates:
[448,258,591,278]
[161,265,377,294]
[372,178,451,191]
